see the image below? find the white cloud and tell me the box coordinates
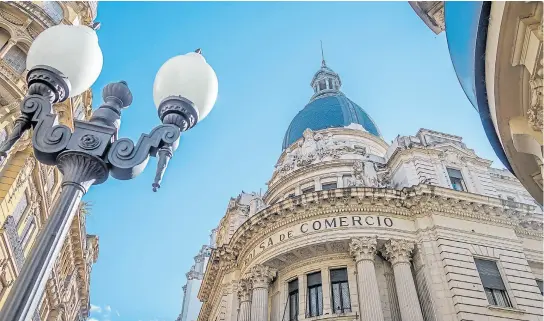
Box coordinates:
[115,310,120,317]
[88,318,99,321]
[90,304,102,313]
[105,305,112,313]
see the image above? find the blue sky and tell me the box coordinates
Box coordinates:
[85,2,503,321]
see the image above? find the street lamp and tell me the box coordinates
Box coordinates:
[0,25,218,321]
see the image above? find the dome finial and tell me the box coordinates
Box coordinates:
[320,40,326,67]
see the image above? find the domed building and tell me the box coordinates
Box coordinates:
[180,58,543,321]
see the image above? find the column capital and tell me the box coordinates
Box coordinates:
[349,236,378,262]
[247,265,277,288]
[237,279,252,302]
[383,239,414,266]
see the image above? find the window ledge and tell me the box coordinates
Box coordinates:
[302,312,357,320]
[487,305,525,314]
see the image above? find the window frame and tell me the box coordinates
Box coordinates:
[536,279,543,296]
[446,167,467,192]
[287,278,299,321]
[306,271,323,317]
[330,268,351,314]
[321,182,337,191]
[473,257,514,308]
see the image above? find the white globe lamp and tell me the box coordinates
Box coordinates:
[153,50,218,123]
[26,25,103,97]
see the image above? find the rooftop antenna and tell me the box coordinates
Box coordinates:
[320,40,326,67]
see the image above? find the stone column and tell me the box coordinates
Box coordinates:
[249,265,277,321]
[383,239,424,321]
[383,261,401,321]
[349,237,385,321]
[321,267,332,315]
[237,279,252,321]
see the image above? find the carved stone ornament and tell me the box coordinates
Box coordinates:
[528,60,543,132]
[214,246,238,271]
[247,265,277,288]
[349,236,378,262]
[383,239,415,266]
[237,279,252,302]
[274,129,367,176]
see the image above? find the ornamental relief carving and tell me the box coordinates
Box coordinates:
[528,58,543,132]
[274,129,367,177]
[382,239,415,266]
[349,236,378,262]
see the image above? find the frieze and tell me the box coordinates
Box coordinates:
[241,214,395,268]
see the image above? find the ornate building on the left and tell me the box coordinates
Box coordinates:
[0,2,99,321]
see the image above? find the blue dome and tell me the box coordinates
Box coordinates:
[282,92,381,149]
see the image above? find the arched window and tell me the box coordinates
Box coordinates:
[41,1,64,24]
[4,45,26,73]
[0,28,9,52]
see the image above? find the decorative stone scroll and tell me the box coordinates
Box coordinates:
[349,236,378,262]
[383,239,415,266]
[247,264,276,288]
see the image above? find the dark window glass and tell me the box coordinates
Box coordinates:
[318,80,326,91]
[307,272,323,317]
[536,280,543,296]
[322,183,337,191]
[288,279,299,321]
[474,259,512,307]
[302,186,315,194]
[447,168,466,191]
[330,268,351,313]
[328,79,333,89]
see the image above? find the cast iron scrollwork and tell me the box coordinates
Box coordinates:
[23,95,72,165]
[107,124,180,181]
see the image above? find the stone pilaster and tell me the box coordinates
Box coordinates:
[237,279,252,321]
[384,261,401,321]
[248,265,276,321]
[383,239,424,321]
[349,237,385,321]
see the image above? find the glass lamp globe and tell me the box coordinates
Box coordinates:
[153,51,218,122]
[26,25,103,97]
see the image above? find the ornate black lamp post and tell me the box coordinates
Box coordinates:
[0,25,218,321]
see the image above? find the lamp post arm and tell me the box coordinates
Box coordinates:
[107,124,180,181]
[0,66,71,162]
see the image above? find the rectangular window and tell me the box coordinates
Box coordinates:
[327,79,333,89]
[307,272,323,317]
[447,168,466,192]
[321,182,337,191]
[536,280,543,296]
[13,193,28,225]
[474,259,512,307]
[318,80,326,91]
[330,268,351,314]
[288,279,299,321]
[302,186,315,194]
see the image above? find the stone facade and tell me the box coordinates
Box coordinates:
[410,1,543,205]
[0,2,99,321]
[192,60,543,321]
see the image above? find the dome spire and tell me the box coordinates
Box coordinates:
[321,40,326,67]
[310,43,342,100]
